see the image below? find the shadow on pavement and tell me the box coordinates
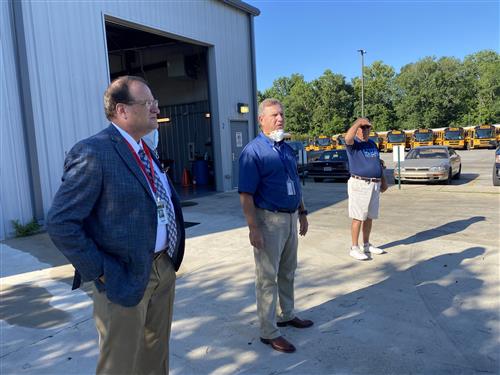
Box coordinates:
[295,246,497,374]
[379,216,486,250]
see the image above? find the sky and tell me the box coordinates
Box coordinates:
[248,0,499,91]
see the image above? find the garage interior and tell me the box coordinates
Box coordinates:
[105,20,215,197]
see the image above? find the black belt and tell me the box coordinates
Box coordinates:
[258,207,297,214]
[351,175,381,183]
[275,208,297,214]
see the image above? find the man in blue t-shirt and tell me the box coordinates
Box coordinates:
[345,118,388,261]
[238,98,312,354]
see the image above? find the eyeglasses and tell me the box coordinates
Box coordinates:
[126,99,159,109]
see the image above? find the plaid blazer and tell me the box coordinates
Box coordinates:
[47,125,185,307]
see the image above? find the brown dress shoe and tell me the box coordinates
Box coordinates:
[260,336,296,353]
[277,317,314,328]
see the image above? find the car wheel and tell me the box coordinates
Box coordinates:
[445,168,452,185]
[314,178,324,183]
[453,165,461,180]
[493,166,500,186]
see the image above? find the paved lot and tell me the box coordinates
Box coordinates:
[1,149,499,375]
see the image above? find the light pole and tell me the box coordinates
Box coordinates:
[357,49,366,117]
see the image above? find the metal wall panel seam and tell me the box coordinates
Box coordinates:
[11,0,44,224]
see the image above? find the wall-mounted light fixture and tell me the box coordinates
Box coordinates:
[237,103,249,114]
[204,112,211,118]
[157,117,171,123]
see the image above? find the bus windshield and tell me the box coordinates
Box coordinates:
[337,136,346,145]
[388,133,405,143]
[414,132,433,142]
[444,130,463,140]
[317,138,331,146]
[369,136,379,144]
[476,128,494,139]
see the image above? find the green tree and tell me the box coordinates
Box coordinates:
[394,56,470,129]
[352,61,397,131]
[461,50,500,124]
[311,70,354,136]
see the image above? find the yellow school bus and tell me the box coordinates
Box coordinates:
[368,131,381,150]
[306,135,334,151]
[334,134,347,150]
[385,130,406,152]
[410,128,434,149]
[465,124,497,149]
[441,127,466,149]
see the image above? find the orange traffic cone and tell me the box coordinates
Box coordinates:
[182,168,191,187]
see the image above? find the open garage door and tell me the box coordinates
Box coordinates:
[105,20,215,197]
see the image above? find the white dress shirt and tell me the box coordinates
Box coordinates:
[112,124,174,252]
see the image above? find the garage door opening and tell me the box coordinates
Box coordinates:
[105,20,215,198]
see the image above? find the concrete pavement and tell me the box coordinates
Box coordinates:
[1,149,499,375]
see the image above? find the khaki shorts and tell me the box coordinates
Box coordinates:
[348,177,381,221]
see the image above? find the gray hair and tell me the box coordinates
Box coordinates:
[258,98,283,117]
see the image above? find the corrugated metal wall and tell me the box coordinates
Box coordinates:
[0,1,33,240]
[2,0,255,238]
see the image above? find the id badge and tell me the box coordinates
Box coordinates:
[286,177,296,196]
[156,199,169,225]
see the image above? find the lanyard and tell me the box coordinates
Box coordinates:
[124,139,157,194]
[273,142,292,178]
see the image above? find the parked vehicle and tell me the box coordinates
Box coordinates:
[285,140,308,174]
[308,149,350,182]
[465,124,497,150]
[493,145,500,186]
[305,135,334,152]
[368,131,381,150]
[386,130,406,152]
[393,146,461,184]
[410,128,434,149]
[436,127,466,149]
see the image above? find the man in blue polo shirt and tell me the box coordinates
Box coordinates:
[238,98,312,354]
[345,117,388,261]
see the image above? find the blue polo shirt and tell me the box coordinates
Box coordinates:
[346,137,383,178]
[238,132,301,212]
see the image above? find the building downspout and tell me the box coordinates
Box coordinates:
[11,0,45,224]
[248,14,259,137]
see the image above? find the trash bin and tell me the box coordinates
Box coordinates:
[193,160,209,185]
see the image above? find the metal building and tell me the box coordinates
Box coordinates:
[0,0,260,240]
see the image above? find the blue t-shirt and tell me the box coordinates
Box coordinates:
[346,137,382,178]
[238,132,301,211]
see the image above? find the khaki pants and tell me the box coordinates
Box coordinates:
[92,253,176,375]
[253,208,298,339]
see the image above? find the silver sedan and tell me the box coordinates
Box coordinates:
[394,146,462,184]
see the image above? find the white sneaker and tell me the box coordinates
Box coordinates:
[349,246,369,260]
[364,243,384,255]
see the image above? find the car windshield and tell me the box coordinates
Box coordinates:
[476,128,494,139]
[317,138,331,146]
[406,149,449,159]
[319,150,347,161]
[414,132,433,141]
[388,133,405,143]
[444,130,463,140]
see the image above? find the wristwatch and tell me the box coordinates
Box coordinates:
[299,210,308,216]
